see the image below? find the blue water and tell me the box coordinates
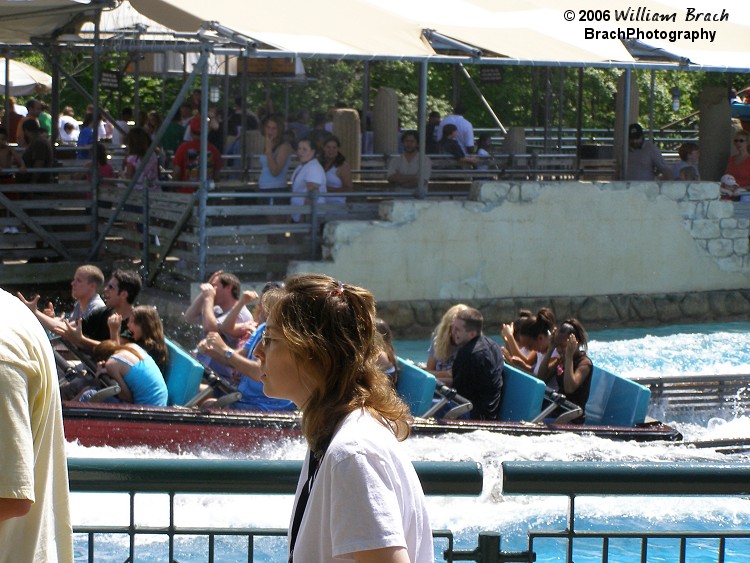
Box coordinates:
[70,322,750,562]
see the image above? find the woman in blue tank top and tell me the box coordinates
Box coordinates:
[92,340,168,406]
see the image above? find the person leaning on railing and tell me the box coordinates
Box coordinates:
[439,124,478,169]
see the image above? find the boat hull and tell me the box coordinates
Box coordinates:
[63,402,682,455]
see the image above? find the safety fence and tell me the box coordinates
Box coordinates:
[68,458,481,563]
[68,459,750,563]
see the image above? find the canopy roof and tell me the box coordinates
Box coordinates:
[0,0,93,44]
[0,0,749,72]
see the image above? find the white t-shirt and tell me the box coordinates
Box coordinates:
[290,409,433,562]
[0,289,73,563]
[290,159,327,222]
[437,114,474,150]
[387,153,432,183]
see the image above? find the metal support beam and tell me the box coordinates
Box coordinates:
[620,69,632,180]
[87,51,211,263]
[198,48,211,282]
[417,61,428,197]
[458,64,507,134]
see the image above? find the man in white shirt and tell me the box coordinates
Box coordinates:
[387,130,432,189]
[436,103,475,153]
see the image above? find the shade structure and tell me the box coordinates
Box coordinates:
[130,0,436,58]
[129,0,637,63]
[0,0,93,44]
[0,59,52,96]
[613,0,750,70]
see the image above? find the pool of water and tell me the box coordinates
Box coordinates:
[69,321,750,562]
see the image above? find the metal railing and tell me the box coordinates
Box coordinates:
[67,459,750,562]
[68,457,482,562]
[491,461,750,563]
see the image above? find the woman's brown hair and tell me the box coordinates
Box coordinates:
[265,274,411,454]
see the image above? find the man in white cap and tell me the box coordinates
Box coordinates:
[720,174,746,200]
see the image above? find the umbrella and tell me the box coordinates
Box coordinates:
[0,59,52,96]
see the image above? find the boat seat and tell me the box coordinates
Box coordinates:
[585,366,651,426]
[164,338,205,406]
[396,358,437,417]
[499,364,546,422]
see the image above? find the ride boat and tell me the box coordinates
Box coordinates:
[61,339,682,455]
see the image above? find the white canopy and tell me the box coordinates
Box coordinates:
[0,58,52,95]
[1,0,749,71]
[128,0,634,63]
[0,0,92,44]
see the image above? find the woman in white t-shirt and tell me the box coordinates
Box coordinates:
[253,274,433,563]
[289,137,326,222]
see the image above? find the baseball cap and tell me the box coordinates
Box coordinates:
[721,174,738,187]
[190,114,202,134]
[628,123,644,139]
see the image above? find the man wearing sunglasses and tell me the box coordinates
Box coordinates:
[55,269,142,352]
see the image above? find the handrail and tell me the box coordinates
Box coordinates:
[68,458,483,496]
[633,372,750,385]
[502,461,750,496]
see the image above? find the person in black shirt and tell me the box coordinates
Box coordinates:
[58,269,142,352]
[450,307,504,420]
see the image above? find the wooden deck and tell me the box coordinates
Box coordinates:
[1,176,473,291]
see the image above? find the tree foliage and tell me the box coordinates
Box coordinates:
[12,51,739,135]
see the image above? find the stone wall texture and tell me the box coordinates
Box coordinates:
[287,180,750,336]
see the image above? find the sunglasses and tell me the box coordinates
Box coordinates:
[251,326,277,357]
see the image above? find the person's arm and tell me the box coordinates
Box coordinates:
[200,284,220,334]
[53,318,100,351]
[500,323,531,364]
[352,547,410,563]
[653,146,673,180]
[107,312,122,344]
[219,290,258,339]
[535,342,557,384]
[11,149,26,174]
[337,161,353,190]
[0,362,36,522]
[16,291,66,333]
[264,140,292,176]
[388,171,418,188]
[502,347,535,373]
[124,157,136,180]
[0,498,33,521]
[561,336,593,394]
[200,331,263,381]
[103,356,134,403]
[183,283,214,324]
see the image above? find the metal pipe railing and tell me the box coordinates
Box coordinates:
[502,462,750,495]
[68,458,483,496]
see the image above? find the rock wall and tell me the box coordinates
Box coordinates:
[289,180,750,335]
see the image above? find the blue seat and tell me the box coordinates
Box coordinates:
[164,338,205,406]
[499,364,546,422]
[585,366,651,426]
[396,358,437,417]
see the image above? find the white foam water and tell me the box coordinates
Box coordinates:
[68,322,750,562]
